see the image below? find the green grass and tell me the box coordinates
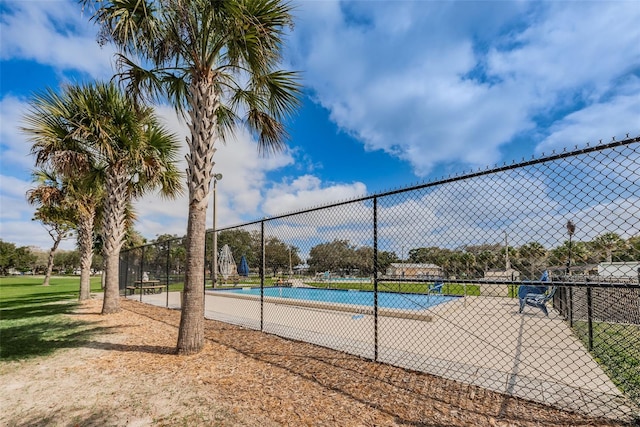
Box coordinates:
[0,275,104,361]
[302,280,481,296]
[168,283,185,292]
[574,321,640,403]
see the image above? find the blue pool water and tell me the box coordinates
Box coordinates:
[215,287,458,310]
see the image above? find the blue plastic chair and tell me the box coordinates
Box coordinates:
[518,271,556,316]
[428,280,444,294]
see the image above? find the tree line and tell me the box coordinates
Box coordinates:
[132,231,639,281]
[406,232,639,279]
[136,231,304,278]
[0,233,149,276]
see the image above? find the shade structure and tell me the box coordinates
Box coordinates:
[238,255,249,276]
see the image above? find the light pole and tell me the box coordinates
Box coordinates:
[212,173,222,288]
[566,219,576,326]
[289,245,293,277]
[566,220,575,276]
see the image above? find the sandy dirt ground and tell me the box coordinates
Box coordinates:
[0,298,630,427]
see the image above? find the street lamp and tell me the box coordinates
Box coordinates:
[212,173,222,287]
[289,245,293,277]
[566,220,575,276]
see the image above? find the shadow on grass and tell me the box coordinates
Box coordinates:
[0,317,118,361]
[0,300,80,321]
[1,293,82,310]
[1,297,117,362]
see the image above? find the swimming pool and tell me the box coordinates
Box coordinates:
[214,287,458,311]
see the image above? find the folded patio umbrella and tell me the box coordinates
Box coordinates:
[238,254,249,276]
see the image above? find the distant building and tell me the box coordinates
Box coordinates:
[385,263,442,278]
[483,268,521,281]
[481,268,521,297]
[547,264,599,277]
[293,263,309,274]
[598,262,640,282]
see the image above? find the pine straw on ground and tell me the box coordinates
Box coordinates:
[0,298,630,427]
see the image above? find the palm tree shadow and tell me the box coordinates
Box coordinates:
[83,340,176,355]
[1,322,118,361]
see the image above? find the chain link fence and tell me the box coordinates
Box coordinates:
[120,135,640,422]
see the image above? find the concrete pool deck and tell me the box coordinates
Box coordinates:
[127,289,637,420]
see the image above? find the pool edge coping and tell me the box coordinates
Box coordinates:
[206,290,434,321]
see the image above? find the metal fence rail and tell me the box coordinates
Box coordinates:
[120,135,640,422]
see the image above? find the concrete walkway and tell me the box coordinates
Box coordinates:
[127,290,637,421]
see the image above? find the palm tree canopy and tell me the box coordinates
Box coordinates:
[82,0,301,154]
[23,81,184,200]
[27,169,77,230]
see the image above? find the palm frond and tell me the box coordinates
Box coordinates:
[84,0,160,54]
[230,0,295,73]
[251,69,302,120]
[114,54,162,103]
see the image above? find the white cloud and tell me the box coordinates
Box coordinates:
[536,88,640,154]
[0,217,77,251]
[0,173,78,250]
[486,3,640,99]
[0,95,52,248]
[132,106,298,239]
[262,165,640,258]
[0,174,32,220]
[371,170,561,254]
[0,1,119,251]
[289,2,528,175]
[0,0,115,79]
[262,175,367,216]
[289,1,640,176]
[0,95,32,174]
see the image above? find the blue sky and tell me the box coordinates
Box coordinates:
[1,0,639,251]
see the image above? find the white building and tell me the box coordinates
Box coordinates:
[598,262,640,280]
[385,263,443,278]
[481,268,521,297]
[483,268,521,281]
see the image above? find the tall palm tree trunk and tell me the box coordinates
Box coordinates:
[177,80,217,354]
[177,206,207,353]
[102,250,121,312]
[77,213,95,300]
[101,167,128,314]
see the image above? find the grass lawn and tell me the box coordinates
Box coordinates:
[306,280,482,296]
[573,320,640,403]
[0,275,103,361]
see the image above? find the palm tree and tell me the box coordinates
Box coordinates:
[517,242,548,278]
[592,232,627,263]
[475,250,498,274]
[550,240,589,268]
[24,88,101,295]
[71,173,103,300]
[23,82,183,313]
[26,170,75,286]
[84,0,301,353]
